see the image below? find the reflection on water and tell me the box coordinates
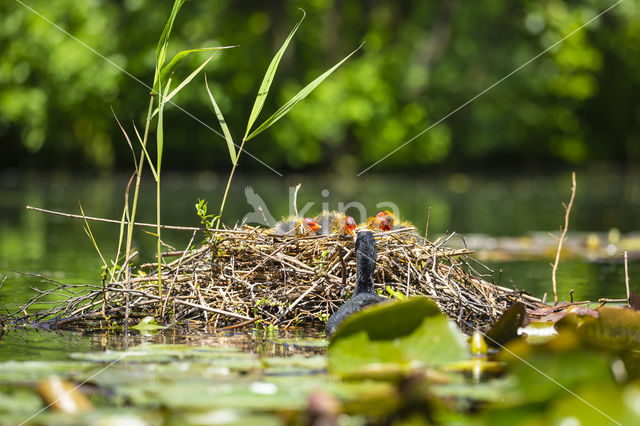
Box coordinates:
[0,327,326,362]
[1,168,639,308]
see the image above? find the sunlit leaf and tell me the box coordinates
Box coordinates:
[154,0,185,80]
[132,123,158,181]
[243,10,306,140]
[205,74,236,164]
[131,316,165,332]
[155,79,172,174]
[245,42,363,141]
[153,46,234,94]
[328,297,467,378]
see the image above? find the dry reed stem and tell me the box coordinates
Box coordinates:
[551,172,577,305]
[624,251,630,305]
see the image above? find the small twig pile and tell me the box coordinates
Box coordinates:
[9,227,545,333]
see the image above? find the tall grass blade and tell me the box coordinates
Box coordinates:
[111,107,137,170]
[78,203,110,277]
[152,54,217,119]
[156,79,172,173]
[155,0,185,82]
[246,42,363,142]
[153,46,235,94]
[244,10,306,139]
[205,74,236,164]
[132,123,158,181]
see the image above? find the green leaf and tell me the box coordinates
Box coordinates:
[246,42,363,142]
[131,316,165,332]
[152,46,235,94]
[155,0,185,80]
[243,9,306,140]
[327,297,468,378]
[156,79,172,174]
[205,74,236,164]
[486,302,529,347]
[132,123,158,181]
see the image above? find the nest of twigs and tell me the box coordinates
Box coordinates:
[10,226,545,333]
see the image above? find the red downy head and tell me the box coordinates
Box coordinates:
[302,218,320,234]
[377,216,391,231]
[343,216,357,235]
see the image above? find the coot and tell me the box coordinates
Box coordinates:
[325,230,387,336]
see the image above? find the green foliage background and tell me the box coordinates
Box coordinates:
[1,0,639,173]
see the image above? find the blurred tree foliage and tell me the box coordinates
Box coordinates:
[1,0,638,173]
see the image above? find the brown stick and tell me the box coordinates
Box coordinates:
[624,251,630,306]
[26,205,247,233]
[425,206,431,241]
[217,317,259,331]
[551,172,576,305]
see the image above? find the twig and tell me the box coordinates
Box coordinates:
[25,206,244,233]
[624,251,630,306]
[293,183,302,217]
[425,206,431,242]
[217,317,259,331]
[551,172,576,305]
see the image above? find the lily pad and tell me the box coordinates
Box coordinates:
[328,297,468,378]
[486,302,529,347]
[558,306,640,351]
[131,316,165,332]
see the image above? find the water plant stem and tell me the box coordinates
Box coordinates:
[157,176,162,298]
[551,172,576,305]
[216,138,247,228]
[624,251,630,305]
[124,95,155,325]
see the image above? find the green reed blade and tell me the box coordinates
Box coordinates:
[205,74,237,164]
[246,42,363,142]
[244,9,306,140]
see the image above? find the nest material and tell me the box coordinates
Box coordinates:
[12,226,545,333]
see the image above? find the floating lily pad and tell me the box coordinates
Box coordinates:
[559,306,640,351]
[328,297,468,378]
[131,316,165,333]
[486,302,529,347]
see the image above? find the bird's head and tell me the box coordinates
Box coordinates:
[375,216,391,231]
[343,216,357,235]
[302,218,321,234]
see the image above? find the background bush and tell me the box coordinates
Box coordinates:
[1,0,638,173]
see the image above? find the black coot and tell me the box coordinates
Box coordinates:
[325,230,387,336]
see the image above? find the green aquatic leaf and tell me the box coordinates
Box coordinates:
[245,42,363,142]
[558,306,640,351]
[131,316,165,332]
[330,296,441,342]
[498,331,615,405]
[244,10,306,140]
[154,0,185,78]
[328,297,468,378]
[205,74,236,164]
[518,321,558,345]
[486,302,529,347]
[153,46,234,94]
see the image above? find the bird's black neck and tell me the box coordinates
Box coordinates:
[355,232,376,295]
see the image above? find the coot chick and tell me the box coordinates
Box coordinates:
[325,230,387,336]
[274,217,320,237]
[364,213,391,231]
[315,211,357,237]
